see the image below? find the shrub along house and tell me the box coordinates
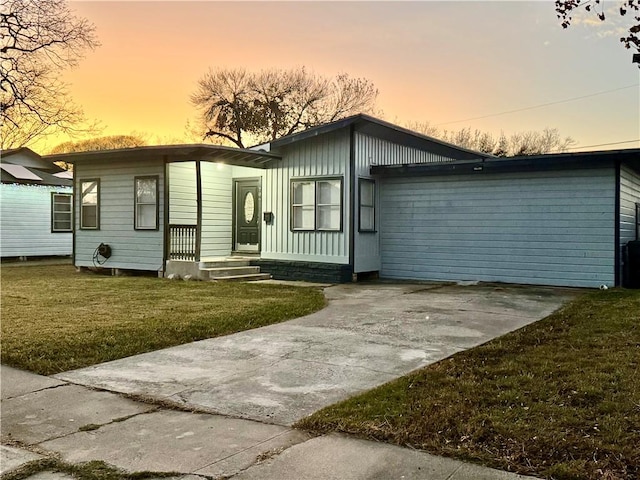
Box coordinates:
[45,114,640,288]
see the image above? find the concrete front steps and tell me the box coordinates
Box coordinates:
[165,257,271,282]
[199,258,271,282]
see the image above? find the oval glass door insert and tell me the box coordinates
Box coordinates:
[244,192,255,223]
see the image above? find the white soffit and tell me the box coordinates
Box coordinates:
[0,164,42,181]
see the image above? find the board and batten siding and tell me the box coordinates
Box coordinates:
[0,183,72,257]
[379,168,617,288]
[262,129,350,263]
[353,132,460,273]
[75,159,164,271]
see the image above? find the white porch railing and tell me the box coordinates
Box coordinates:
[169,224,198,261]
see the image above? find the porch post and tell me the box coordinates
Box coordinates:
[195,160,202,262]
[162,156,170,271]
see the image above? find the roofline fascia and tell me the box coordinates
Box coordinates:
[43,144,282,164]
[507,148,640,162]
[370,155,619,177]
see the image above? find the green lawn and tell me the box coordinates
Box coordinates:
[1,264,325,375]
[297,289,640,480]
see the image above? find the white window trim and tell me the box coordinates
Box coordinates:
[290,177,343,232]
[51,192,73,233]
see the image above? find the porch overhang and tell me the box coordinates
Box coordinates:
[44,144,282,168]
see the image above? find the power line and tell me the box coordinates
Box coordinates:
[434,84,640,126]
[564,139,640,150]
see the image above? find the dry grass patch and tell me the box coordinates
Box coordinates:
[1,264,325,374]
[2,458,178,480]
[297,289,640,480]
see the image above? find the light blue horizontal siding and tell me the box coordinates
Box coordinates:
[379,168,616,288]
[169,162,197,225]
[262,129,350,264]
[200,161,233,258]
[75,159,164,271]
[0,184,72,257]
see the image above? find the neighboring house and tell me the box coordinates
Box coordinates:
[1,147,73,258]
[44,114,640,288]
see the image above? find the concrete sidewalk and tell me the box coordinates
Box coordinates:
[1,366,538,480]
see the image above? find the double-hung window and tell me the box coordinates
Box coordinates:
[359,179,375,232]
[134,176,159,230]
[51,193,72,233]
[80,179,99,229]
[291,178,342,231]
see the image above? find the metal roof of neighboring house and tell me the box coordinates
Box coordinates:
[1,147,65,173]
[268,114,489,161]
[44,144,282,168]
[370,148,640,177]
[0,165,73,186]
[53,171,74,179]
[1,146,37,158]
[0,164,43,181]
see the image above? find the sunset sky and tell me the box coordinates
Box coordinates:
[36,0,640,153]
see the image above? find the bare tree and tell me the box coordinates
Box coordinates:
[508,128,576,155]
[408,122,576,156]
[48,134,148,170]
[49,134,148,154]
[1,0,99,148]
[555,0,640,66]
[191,67,378,148]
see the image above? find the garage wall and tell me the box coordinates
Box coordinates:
[379,168,616,288]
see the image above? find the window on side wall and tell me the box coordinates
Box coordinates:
[51,193,72,233]
[80,179,99,229]
[359,179,375,232]
[135,176,159,230]
[291,178,342,231]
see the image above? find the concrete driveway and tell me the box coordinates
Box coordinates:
[55,282,575,426]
